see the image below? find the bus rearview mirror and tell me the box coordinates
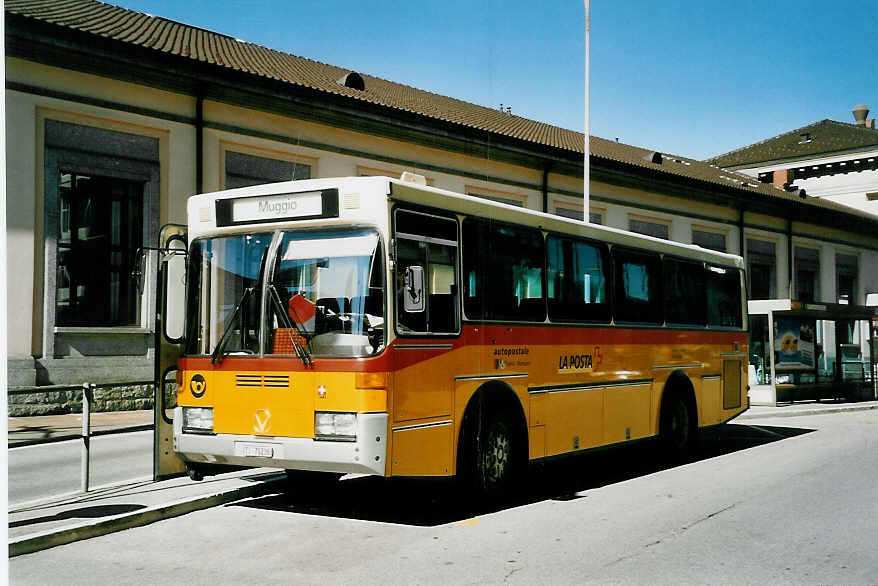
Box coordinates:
[163,237,187,342]
[403,265,425,313]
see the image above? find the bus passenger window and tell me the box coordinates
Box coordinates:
[707,265,743,328]
[613,248,662,324]
[485,223,545,322]
[664,258,706,326]
[462,218,486,319]
[546,236,609,322]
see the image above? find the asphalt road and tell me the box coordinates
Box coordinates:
[10,410,878,584]
[8,431,153,505]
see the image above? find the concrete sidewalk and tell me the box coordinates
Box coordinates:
[8,410,153,447]
[8,468,285,556]
[738,399,878,420]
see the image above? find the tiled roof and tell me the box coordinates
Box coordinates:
[5,0,876,222]
[5,0,585,152]
[708,119,878,168]
[589,137,867,214]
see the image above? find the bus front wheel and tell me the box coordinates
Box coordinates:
[470,408,523,500]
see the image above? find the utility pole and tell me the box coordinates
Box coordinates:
[584,0,590,221]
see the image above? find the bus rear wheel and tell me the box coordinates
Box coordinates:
[659,391,697,463]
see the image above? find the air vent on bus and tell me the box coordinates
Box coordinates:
[235,374,289,389]
[263,375,290,388]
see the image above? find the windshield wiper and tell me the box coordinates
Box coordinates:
[210,287,254,365]
[269,285,313,367]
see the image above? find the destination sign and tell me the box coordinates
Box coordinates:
[231,191,323,223]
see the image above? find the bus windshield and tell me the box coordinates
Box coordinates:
[184,229,385,359]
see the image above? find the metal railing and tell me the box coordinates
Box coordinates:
[9,380,154,492]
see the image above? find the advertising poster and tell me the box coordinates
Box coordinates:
[774,318,815,369]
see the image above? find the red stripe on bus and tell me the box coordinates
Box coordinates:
[178,324,745,373]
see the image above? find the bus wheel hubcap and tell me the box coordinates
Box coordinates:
[486,426,510,483]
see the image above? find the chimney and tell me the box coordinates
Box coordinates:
[772,169,794,188]
[853,104,870,126]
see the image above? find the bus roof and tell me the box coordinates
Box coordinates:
[386,177,745,269]
[187,176,744,269]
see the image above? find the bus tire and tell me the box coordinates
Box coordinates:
[659,390,697,463]
[474,408,524,500]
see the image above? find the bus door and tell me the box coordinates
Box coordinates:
[154,224,188,480]
[391,209,460,476]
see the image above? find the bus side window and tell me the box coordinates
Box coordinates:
[485,222,545,322]
[707,265,743,328]
[394,209,460,335]
[546,236,610,322]
[462,218,486,320]
[664,258,706,326]
[613,248,662,324]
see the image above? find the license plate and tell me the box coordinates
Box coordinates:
[241,444,274,458]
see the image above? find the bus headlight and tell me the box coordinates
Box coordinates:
[182,407,214,434]
[315,412,357,441]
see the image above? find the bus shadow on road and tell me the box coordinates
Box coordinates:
[230,423,814,527]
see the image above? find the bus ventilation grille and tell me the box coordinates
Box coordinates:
[236,374,290,389]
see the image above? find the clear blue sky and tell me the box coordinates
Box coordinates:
[117,0,877,160]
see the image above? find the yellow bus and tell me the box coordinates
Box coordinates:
[155,174,748,496]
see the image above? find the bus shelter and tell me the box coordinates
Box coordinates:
[748,300,876,406]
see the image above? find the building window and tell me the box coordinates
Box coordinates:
[588,211,603,225]
[837,253,858,304]
[747,239,776,300]
[555,206,582,221]
[692,229,727,252]
[44,119,160,341]
[629,217,669,240]
[225,151,310,189]
[465,185,528,207]
[56,173,144,326]
[795,246,820,303]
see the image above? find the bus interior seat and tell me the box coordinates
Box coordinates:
[317,297,351,314]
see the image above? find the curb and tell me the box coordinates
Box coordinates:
[9,477,282,557]
[738,403,878,420]
[8,424,154,448]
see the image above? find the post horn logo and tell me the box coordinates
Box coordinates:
[253,409,271,434]
[190,374,206,398]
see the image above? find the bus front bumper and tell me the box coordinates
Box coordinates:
[173,409,388,476]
